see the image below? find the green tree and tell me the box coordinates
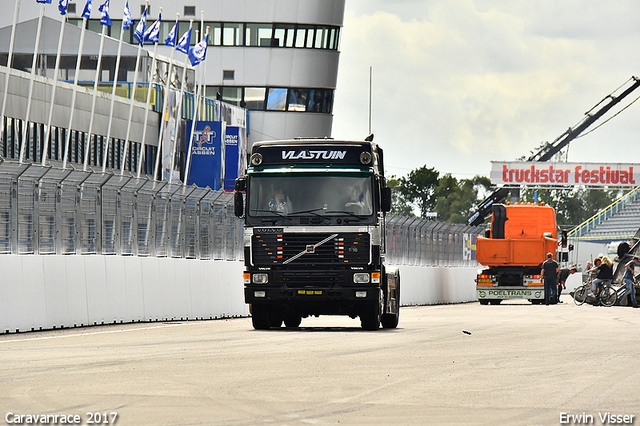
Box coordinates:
[435,174,492,223]
[387,176,415,216]
[396,166,440,217]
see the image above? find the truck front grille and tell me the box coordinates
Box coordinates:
[275,271,348,288]
[251,232,370,266]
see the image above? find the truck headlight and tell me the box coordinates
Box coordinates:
[252,273,269,284]
[353,273,370,284]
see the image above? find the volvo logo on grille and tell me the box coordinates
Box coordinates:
[306,244,315,253]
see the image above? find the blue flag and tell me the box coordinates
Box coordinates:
[58,0,68,14]
[99,0,112,26]
[143,14,161,43]
[176,28,191,54]
[122,2,133,30]
[36,0,53,4]
[165,21,178,47]
[188,34,208,66]
[81,0,93,19]
[133,8,147,46]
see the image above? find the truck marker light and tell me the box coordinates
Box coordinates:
[243,273,251,284]
[371,272,381,284]
[250,153,263,166]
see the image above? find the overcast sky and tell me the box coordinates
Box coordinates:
[332,0,640,180]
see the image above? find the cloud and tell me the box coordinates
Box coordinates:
[333,1,640,178]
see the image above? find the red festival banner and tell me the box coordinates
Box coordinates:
[490,162,639,187]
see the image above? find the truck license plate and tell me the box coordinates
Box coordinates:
[298,290,323,296]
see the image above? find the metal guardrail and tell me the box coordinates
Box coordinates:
[568,187,640,239]
[0,159,242,260]
[0,159,482,266]
[386,215,483,267]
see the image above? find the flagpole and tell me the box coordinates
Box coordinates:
[83,23,108,171]
[178,29,199,185]
[122,8,162,175]
[62,13,90,169]
[42,16,68,166]
[135,8,161,179]
[183,26,208,186]
[0,0,21,143]
[102,9,127,172]
[147,13,179,179]
[164,21,192,183]
[121,0,148,175]
[19,3,46,164]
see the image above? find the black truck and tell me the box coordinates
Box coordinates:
[233,138,399,330]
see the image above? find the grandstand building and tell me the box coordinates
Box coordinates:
[0,0,345,163]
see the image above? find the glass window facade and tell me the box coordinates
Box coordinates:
[74,19,341,51]
[208,86,334,114]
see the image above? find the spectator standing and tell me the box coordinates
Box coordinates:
[620,256,639,308]
[541,253,559,305]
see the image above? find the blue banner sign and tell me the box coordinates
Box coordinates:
[224,127,240,191]
[187,121,223,190]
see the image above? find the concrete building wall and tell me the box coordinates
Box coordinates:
[0,67,158,145]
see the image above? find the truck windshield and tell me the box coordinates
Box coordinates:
[248,174,374,218]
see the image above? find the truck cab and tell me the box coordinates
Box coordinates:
[234,139,399,329]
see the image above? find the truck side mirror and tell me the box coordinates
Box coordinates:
[381,187,392,213]
[235,177,246,192]
[234,191,244,218]
[561,230,568,248]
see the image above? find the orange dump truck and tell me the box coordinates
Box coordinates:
[476,203,558,305]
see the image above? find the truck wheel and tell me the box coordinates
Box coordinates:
[270,313,283,328]
[381,272,400,329]
[251,305,271,330]
[489,299,502,305]
[284,313,301,328]
[479,300,489,305]
[361,291,382,330]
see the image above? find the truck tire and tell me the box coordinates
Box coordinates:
[381,271,400,329]
[361,290,382,330]
[479,300,489,305]
[251,305,271,330]
[284,313,301,328]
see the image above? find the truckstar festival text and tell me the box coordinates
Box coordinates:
[491,162,638,186]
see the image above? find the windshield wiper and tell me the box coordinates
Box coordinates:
[288,207,325,217]
[252,209,292,222]
[324,210,368,221]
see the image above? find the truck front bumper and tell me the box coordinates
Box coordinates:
[476,286,545,300]
[245,286,380,304]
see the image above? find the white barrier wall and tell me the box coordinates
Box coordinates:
[396,265,478,306]
[0,256,247,333]
[0,256,479,333]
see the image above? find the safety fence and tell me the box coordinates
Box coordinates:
[0,159,482,266]
[0,159,242,261]
[386,216,483,267]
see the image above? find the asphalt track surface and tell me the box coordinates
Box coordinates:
[1,295,639,426]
